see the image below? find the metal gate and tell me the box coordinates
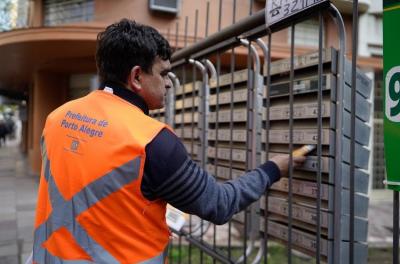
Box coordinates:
[149,0,385,263]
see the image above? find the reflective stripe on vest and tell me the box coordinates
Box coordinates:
[139,247,168,264]
[33,138,167,263]
[27,246,167,264]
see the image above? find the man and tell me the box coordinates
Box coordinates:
[31,19,305,263]
[0,117,6,147]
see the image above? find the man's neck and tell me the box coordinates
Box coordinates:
[100,81,149,115]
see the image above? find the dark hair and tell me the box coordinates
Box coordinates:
[96,19,171,84]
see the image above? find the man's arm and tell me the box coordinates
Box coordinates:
[142,128,281,225]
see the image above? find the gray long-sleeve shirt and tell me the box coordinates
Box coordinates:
[101,82,281,225]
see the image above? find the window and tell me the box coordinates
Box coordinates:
[0,0,15,31]
[149,0,179,15]
[43,0,94,26]
[68,74,97,100]
[288,19,323,47]
[0,0,29,31]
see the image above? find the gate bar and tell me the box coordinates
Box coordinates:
[288,22,296,264]
[228,2,237,260]
[214,2,223,257]
[328,4,346,264]
[316,10,324,264]
[171,3,331,66]
[172,9,264,64]
[263,31,272,264]
[166,72,179,127]
[394,191,399,264]
[180,16,190,264]
[180,229,234,264]
[253,37,269,264]
[350,0,359,263]
[235,38,261,264]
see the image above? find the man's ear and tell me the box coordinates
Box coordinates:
[128,66,142,93]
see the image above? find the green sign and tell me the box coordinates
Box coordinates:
[384,0,400,191]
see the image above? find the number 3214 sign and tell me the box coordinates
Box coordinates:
[265,0,328,26]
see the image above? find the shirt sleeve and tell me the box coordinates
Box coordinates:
[142,128,281,225]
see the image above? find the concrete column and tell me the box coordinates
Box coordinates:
[30,0,43,27]
[28,71,68,174]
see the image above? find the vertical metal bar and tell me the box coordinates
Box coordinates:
[251,40,262,264]
[168,241,172,263]
[178,235,182,264]
[167,27,171,48]
[175,22,179,52]
[184,16,188,48]
[193,13,199,162]
[253,38,269,264]
[205,2,210,38]
[329,5,346,264]
[394,191,399,264]
[238,39,260,264]
[264,32,272,264]
[244,3,252,263]
[194,9,199,43]
[245,39,251,264]
[193,10,199,260]
[205,4,211,259]
[182,16,190,264]
[191,8,198,170]
[167,72,178,128]
[189,59,209,264]
[228,52,234,259]
[218,0,223,31]
[213,2,222,262]
[174,21,181,264]
[228,0,236,260]
[183,69,190,264]
[213,53,221,264]
[350,1,359,262]
[287,23,295,264]
[200,55,204,263]
[249,0,253,15]
[232,0,236,23]
[316,10,324,264]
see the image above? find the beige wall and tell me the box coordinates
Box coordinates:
[28,0,357,53]
[28,71,68,173]
[22,0,368,176]
[90,0,349,56]
[325,14,354,56]
[29,0,266,48]
[92,0,264,40]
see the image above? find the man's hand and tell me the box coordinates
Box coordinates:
[270,154,306,178]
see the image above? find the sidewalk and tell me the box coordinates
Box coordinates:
[0,139,37,264]
[368,189,397,248]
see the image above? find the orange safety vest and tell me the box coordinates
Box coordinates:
[33,89,170,263]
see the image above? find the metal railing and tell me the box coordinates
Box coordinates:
[148,0,393,263]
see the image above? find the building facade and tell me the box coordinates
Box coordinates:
[0,0,382,179]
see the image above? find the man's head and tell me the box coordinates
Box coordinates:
[96,19,172,110]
